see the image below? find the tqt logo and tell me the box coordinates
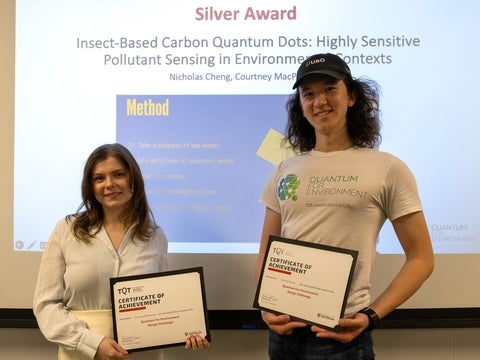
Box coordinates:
[117,287,131,295]
[272,247,285,255]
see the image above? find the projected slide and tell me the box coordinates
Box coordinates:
[116,94,291,252]
[14,0,480,254]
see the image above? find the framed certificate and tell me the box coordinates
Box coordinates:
[253,236,358,332]
[110,267,210,352]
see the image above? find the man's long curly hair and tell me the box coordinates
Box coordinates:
[285,75,382,153]
[67,143,157,243]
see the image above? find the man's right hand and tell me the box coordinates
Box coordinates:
[261,310,308,335]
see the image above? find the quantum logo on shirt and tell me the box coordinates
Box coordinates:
[307,175,366,199]
[277,174,300,201]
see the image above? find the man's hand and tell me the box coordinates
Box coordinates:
[312,312,370,344]
[261,310,308,335]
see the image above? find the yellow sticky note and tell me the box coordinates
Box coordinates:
[256,128,297,165]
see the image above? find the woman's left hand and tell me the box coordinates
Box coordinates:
[185,334,210,350]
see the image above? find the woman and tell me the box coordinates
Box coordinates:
[33,143,208,360]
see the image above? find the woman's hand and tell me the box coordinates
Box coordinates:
[185,334,210,350]
[94,337,129,359]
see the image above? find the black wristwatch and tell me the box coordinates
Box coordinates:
[358,307,380,330]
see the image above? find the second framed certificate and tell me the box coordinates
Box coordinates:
[110,267,210,352]
[253,236,358,332]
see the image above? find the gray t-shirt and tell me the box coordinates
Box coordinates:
[261,147,422,316]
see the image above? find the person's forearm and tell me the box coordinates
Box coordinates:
[368,257,433,318]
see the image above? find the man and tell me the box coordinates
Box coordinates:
[255,53,434,359]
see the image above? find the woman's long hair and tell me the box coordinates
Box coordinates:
[67,143,157,243]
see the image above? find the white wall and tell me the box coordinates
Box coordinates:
[1,328,479,360]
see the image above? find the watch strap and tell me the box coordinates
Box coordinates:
[359,307,380,330]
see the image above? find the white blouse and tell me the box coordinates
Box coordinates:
[33,218,168,358]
